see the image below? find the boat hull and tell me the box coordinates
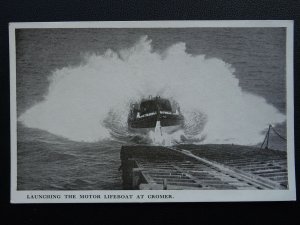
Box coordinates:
[128,124,183,134]
[128,114,184,134]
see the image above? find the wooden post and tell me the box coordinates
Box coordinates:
[265,124,271,149]
[260,124,271,150]
[122,159,136,190]
[132,168,142,189]
[163,178,168,190]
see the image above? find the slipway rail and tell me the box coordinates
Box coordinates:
[120,144,288,190]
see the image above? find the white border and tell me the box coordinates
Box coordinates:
[9,20,296,203]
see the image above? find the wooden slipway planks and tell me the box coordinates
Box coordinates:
[120,144,288,190]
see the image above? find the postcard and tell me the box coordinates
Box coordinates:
[10,20,296,203]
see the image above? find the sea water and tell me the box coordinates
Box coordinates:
[16,28,287,190]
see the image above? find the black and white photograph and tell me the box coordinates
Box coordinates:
[10,21,295,203]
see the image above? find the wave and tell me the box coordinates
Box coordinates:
[19,36,285,145]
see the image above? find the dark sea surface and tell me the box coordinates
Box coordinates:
[16,28,287,190]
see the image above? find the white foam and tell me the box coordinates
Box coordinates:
[19,36,285,144]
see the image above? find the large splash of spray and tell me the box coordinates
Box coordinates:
[19,36,285,145]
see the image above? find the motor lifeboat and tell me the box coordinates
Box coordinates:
[127,96,184,134]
